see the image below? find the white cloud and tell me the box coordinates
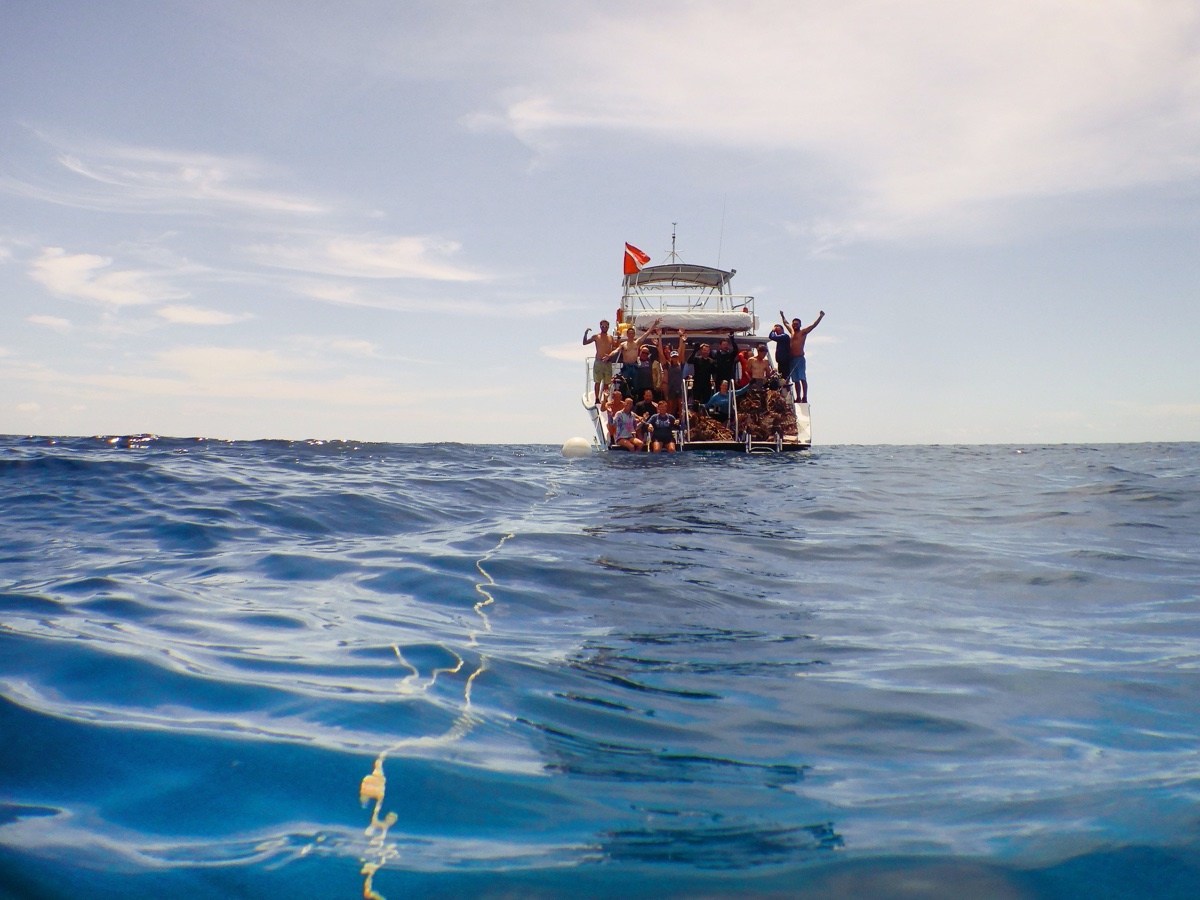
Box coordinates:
[470,0,1200,243]
[249,234,487,281]
[157,305,249,326]
[288,335,381,358]
[2,134,328,216]
[26,314,72,332]
[541,341,590,363]
[327,338,378,357]
[29,247,188,307]
[154,346,300,381]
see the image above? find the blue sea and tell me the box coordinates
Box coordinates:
[2,436,1199,899]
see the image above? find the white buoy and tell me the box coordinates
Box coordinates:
[561,436,592,458]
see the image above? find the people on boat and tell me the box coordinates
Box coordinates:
[688,342,717,403]
[734,344,753,388]
[646,400,679,453]
[631,342,659,400]
[767,323,791,393]
[745,344,772,386]
[611,398,645,452]
[603,389,625,443]
[779,309,825,403]
[712,332,740,388]
[582,319,619,403]
[606,317,662,389]
[633,389,658,418]
[658,329,687,416]
[705,379,750,420]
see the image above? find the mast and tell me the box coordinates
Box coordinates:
[666,223,682,263]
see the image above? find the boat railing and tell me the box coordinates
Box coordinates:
[680,377,693,444]
[730,382,739,438]
[622,290,756,316]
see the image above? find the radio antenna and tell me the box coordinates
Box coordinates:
[667,223,681,263]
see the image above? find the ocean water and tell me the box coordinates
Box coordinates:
[1,436,1199,899]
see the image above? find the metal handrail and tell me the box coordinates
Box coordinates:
[680,377,692,444]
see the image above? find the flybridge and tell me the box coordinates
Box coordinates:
[621,263,757,335]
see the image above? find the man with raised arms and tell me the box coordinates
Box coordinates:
[779,309,825,404]
[582,319,619,403]
[606,318,662,390]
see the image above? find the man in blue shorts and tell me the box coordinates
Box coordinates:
[780,309,825,403]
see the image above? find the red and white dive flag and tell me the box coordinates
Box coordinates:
[623,242,651,275]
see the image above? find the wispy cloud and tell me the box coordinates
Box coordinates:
[248,233,488,281]
[541,340,590,363]
[4,133,327,216]
[26,314,72,333]
[155,346,300,381]
[29,247,188,307]
[156,305,249,326]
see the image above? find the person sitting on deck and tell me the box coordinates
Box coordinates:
[633,389,658,419]
[646,400,679,453]
[603,389,624,443]
[611,398,645,452]
[704,379,750,421]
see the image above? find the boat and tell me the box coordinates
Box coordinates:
[581,236,812,453]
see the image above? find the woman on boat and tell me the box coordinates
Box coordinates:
[705,379,750,421]
[612,398,645,452]
[659,329,687,415]
[646,400,679,453]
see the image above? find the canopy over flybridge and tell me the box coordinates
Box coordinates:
[623,263,735,291]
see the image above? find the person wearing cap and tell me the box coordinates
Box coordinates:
[657,328,687,416]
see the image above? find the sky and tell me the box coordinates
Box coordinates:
[2,0,1199,445]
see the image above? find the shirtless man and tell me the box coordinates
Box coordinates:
[606,318,662,389]
[745,344,772,384]
[779,309,825,403]
[582,319,620,403]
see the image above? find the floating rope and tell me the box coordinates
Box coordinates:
[358,460,561,898]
